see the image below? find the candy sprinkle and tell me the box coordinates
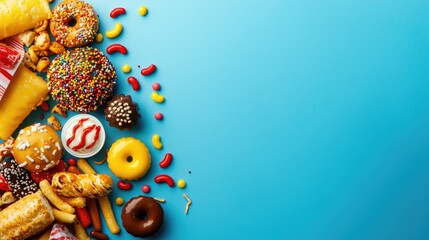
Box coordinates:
[47,47,117,113]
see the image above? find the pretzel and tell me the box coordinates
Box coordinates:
[49,41,66,54]
[51,104,67,117]
[34,20,49,33]
[36,57,50,73]
[47,115,62,130]
[27,46,39,63]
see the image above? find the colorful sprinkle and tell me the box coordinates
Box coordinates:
[122,64,131,73]
[95,33,104,43]
[142,185,151,193]
[115,197,125,205]
[152,82,161,91]
[177,179,186,188]
[154,112,163,120]
[139,6,148,16]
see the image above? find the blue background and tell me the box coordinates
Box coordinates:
[3,0,429,239]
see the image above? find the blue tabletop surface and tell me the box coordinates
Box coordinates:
[3,0,429,239]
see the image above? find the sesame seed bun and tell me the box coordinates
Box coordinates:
[12,124,63,172]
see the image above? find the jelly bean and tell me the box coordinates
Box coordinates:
[41,101,49,111]
[142,185,151,193]
[154,174,175,187]
[68,158,77,166]
[106,44,128,55]
[95,33,103,43]
[90,231,109,240]
[105,23,123,39]
[159,153,173,168]
[127,76,140,91]
[139,6,148,16]
[141,64,157,76]
[110,7,126,18]
[115,197,124,205]
[117,180,132,191]
[177,179,186,189]
[122,64,131,73]
[151,92,165,103]
[154,112,163,120]
[152,134,163,150]
[152,82,161,91]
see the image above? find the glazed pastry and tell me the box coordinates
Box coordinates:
[0,0,52,40]
[51,172,113,198]
[0,159,39,199]
[0,191,54,240]
[107,137,151,180]
[47,47,117,113]
[104,94,141,130]
[12,124,63,172]
[0,65,49,140]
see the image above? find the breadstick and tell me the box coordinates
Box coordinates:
[77,158,96,174]
[73,219,90,240]
[39,179,74,214]
[53,208,76,224]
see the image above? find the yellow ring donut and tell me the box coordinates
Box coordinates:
[107,137,151,180]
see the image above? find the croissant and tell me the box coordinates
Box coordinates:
[51,172,113,198]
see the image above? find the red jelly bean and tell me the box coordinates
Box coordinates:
[141,64,156,76]
[106,44,128,55]
[154,174,175,187]
[159,153,173,169]
[127,76,140,91]
[68,158,77,166]
[154,112,163,120]
[110,7,126,18]
[142,185,151,193]
[118,180,132,191]
[152,82,161,91]
[41,101,49,112]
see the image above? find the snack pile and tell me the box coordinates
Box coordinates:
[0,0,191,239]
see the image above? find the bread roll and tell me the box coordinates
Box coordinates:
[13,124,63,172]
[52,172,113,198]
[0,0,52,40]
[0,191,54,240]
[0,65,49,140]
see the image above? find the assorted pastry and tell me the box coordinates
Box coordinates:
[0,0,189,239]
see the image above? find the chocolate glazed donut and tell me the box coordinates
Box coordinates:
[121,196,164,237]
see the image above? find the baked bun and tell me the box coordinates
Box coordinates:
[13,124,63,172]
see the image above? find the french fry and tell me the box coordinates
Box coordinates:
[53,208,77,224]
[87,198,102,231]
[59,196,86,208]
[77,159,96,174]
[73,219,90,240]
[39,179,75,214]
[35,226,52,240]
[98,196,120,234]
[77,159,120,234]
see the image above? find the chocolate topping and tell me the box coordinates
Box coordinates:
[0,159,39,199]
[104,94,140,130]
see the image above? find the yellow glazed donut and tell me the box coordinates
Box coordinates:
[107,137,151,180]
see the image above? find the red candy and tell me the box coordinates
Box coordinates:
[0,173,11,192]
[141,64,156,76]
[142,185,150,193]
[159,153,173,169]
[154,112,163,120]
[106,44,128,55]
[0,44,20,69]
[76,207,92,228]
[39,114,44,120]
[40,101,49,112]
[152,82,161,91]
[118,180,132,191]
[154,174,175,187]
[127,76,140,91]
[68,158,77,166]
[30,160,67,184]
[110,7,126,18]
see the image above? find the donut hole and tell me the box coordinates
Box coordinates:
[136,211,148,221]
[67,18,77,27]
[127,156,133,163]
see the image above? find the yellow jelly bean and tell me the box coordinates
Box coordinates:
[177,179,186,189]
[139,6,148,16]
[151,92,165,103]
[105,23,123,39]
[115,197,124,205]
[122,64,131,73]
[95,33,103,43]
[152,134,163,150]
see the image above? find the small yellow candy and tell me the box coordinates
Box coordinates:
[95,33,103,43]
[115,197,124,206]
[151,92,165,103]
[122,64,131,73]
[139,6,148,16]
[177,179,186,189]
[105,23,123,39]
[152,134,163,150]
